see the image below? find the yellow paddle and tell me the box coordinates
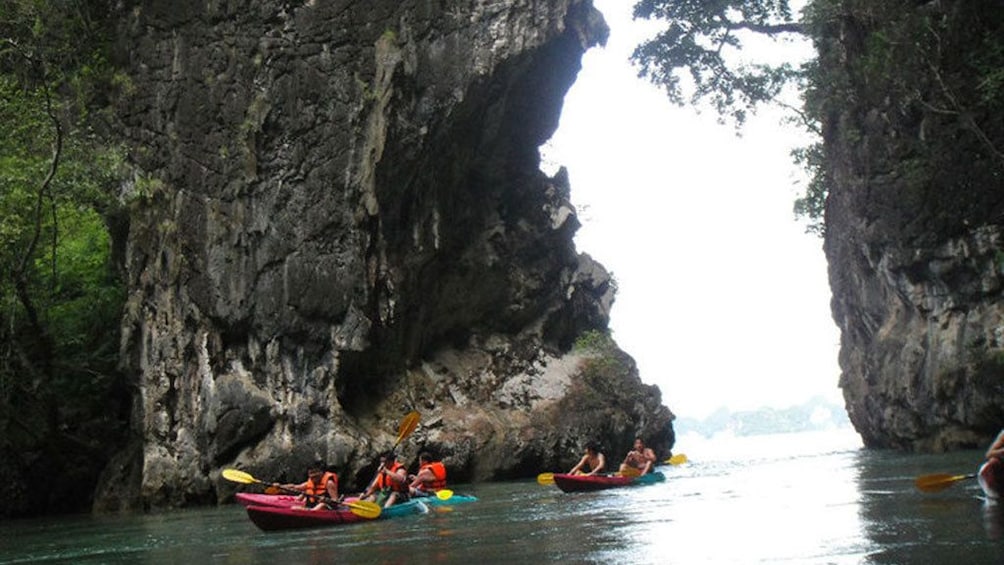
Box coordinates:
[393,411,421,451]
[435,489,454,501]
[664,453,688,465]
[618,467,642,478]
[536,472,555,486]
[221,469,382,518]
[914,472,977,493]
[362,411,422,495]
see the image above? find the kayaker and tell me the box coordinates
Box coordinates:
[361,451,409,508]
[987,430,1004,461]
[619,437,656,476]
[568,442,606,476]
[981,430,1004,499]
[273,461,339,510]
[409,452,448,496]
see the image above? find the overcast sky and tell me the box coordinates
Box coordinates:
[542,0,842,419]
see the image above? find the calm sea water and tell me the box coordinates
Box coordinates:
[3,429,1004,564]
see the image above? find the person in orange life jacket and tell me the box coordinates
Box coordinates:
[568,441,606,476]
[619,437,656,476]
[273,461,339,510]
[408,452,447,496]
[361,451,409,508]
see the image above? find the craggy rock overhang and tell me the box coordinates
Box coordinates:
[97,0,674,510]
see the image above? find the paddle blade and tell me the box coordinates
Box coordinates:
[394,411,421,446]
[222,469,258,485]
[619,467,642,478]
[536,472,555,486]
[915,473,974,493]
[666,454,688,465]
[436,489,454,501]
[345,500,382,519]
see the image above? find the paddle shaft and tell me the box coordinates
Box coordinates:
[915,472,978,493]
[364,411,421,493]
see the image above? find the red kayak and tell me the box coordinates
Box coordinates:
[552,471,665,493]
[979,459,1003,501]
[245,504,370,530]
[235,493,302,507]
[244,498,427,531]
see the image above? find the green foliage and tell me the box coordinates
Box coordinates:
[0,0,129,518]
[573,329,616,355]
[630,0,826,232]
[790,141,827,235]
[802,0,1004,242]
[633,0,1004,238]
[631,0,803,126]
[574,330,630,383]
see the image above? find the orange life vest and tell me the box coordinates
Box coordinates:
[418,461,447,490]
[302,471,337,498]
[376,462,407,492]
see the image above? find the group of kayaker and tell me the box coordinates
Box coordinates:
[274,451,449,511]
[276,436,661,511]
[566,437,659,477]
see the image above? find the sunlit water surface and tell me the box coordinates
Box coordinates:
[3,429,1004,564]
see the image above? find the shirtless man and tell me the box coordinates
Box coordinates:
[619,437,656,476]
[568,442,606,476]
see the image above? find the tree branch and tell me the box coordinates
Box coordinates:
[726,21,805,35]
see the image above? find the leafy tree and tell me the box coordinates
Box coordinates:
[629,0,1004,237]
[629,0,827,233]
[0,0,128,517]
[630,0,805,126]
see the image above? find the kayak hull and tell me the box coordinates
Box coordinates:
[243,493,478,531]
[245,499,427,531]
[235,493,301,507]
[413,493,479,506]
[552,471,665,493]
[246,504,369,530]
[236,491,479,508]
[980,459,1004,501]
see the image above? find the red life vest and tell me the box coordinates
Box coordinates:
[418,461,447,490]
[302,472,337,498]
[376,462,407,492]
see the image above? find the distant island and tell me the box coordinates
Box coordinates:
[674,396,853,438]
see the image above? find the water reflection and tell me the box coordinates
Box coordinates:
[981,499,1004,541]
[853,447,1004,564]
[611,430,868,563]
[8,431,1004,563]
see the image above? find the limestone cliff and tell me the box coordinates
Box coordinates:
[818,1,1004,450]
[95,0,673,510]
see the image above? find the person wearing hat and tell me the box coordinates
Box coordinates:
[360,451,409,507]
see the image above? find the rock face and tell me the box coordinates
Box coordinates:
[819,1,1004,451]
[97,0,673,510]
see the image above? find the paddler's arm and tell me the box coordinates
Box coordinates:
[987,430,1004,460]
